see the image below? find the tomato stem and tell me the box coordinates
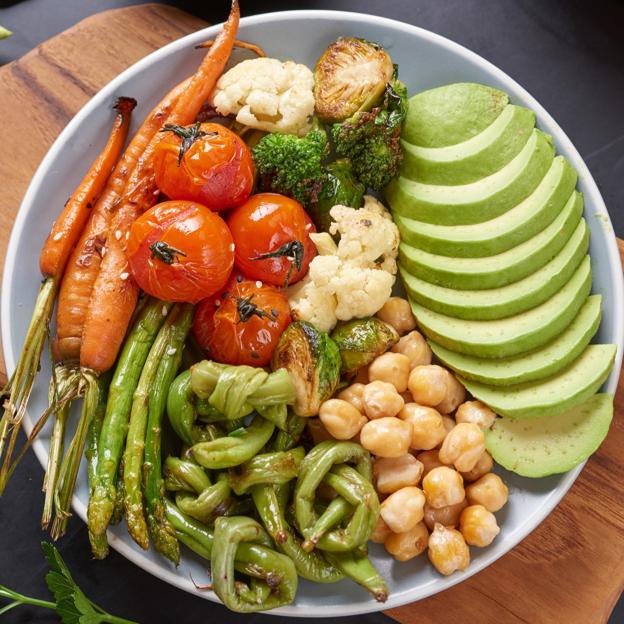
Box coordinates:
[159,123,216,165]
[251,240,304,287]
[235,295,277,324]
[149,241,188,265]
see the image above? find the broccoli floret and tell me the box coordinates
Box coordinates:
[331,79,408,191]
[252,125,329,206]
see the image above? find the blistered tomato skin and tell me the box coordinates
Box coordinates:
[153,122,254,211]
[228,193,317,287]
[127,200,234,304]
[193,279,292,367]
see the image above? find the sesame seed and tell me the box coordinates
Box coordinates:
[166,347,177,356]
[52,232,62,241]
[229,243,235,251]
[101,247,107,257]
[120,272,129,280]
[305,223,312,230]
[255,280,263,288]
[125,232,130,240]
[162,306,168,316]
[114,230,122,240]
[215,299,221,307]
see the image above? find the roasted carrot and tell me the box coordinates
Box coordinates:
[196,37,266,58]
[79,0,240,375]
[55,79,189,364]
[0,98,136,494]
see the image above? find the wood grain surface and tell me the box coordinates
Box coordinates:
[0,5,622,623]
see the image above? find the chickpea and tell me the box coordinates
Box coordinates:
[428,523,470,576]
[466,473,509,512]
[455,400,496,431]
[435,373,466,414]
[461,451,493,483]
[399,403,447,450]
[384,522,429,562]
[391,330,432,369]
[370,515,392,544]
[319,399,367,440]
[380,486,426,533]
[408,365,448,406]
[362,381,405,419]
[360,417,412,458]
[306,418,334,445]
[423,498,468,531]
[460,505,500,547]
[337,383,366,413]
[374,454,424,494]
[368,352,410,393]
[422,466,465,509]
[352,365,369,385]
[376,297,416,335]
[438,423,486,472]
[417,450,448,477]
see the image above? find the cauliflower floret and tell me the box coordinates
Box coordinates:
[330,195,400,273]
[288,196,400,332]
[210,58,315,136]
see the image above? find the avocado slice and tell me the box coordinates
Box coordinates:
[460,344,615,420]
[403,83,508,147]
[399,191,583,290]
[394,155,577,257]
[429,295,602,385]
[410,255,592,358]
[400,222,588,320]
[385,129,554,225]
[401,105,536,185]
[485,393,613,477]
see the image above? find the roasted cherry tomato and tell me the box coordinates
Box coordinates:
[228,193,317,287]
[153,122,254,211]
[193,279,291,366]
[127,200,234,303]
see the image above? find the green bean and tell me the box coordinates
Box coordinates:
[301,496,352,552]
[164,457,211,493]
[167,371,196,445]
[88,299,173,546]
[271,413,306,453]
[211,516,298,612]
[252,485,344,583]
[294,441,378,552]
[145,304,194,563]
[325,550,388,603]
[229,447,304,495]
[191,415,274,469]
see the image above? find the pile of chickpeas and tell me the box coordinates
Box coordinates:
[312,297,510,576]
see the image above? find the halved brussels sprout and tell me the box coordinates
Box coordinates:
[331,318,399,374]
[271,321,341,417]
[314,37,394,122]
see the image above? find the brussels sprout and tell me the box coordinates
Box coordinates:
[314,37,394,122]
[271,321,341,417]
[309,159,365,232]
[331,318,399,374]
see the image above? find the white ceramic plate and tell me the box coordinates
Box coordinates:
[2,10,623,617]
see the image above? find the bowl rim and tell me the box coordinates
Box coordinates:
[2,8,623,617]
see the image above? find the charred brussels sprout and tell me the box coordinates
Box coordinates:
[314,37,394,123]
[271,322,341,417]
[331,318,399,374]
[309,159,365,232]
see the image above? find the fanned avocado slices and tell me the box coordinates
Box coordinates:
[486,394,614,477]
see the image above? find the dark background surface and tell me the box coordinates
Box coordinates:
[0,1,623,623]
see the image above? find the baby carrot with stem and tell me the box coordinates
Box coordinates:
[0,97,136,494]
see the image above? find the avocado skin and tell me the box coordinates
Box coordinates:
[429,295,602,386]
[410,255,592,358]
[403,83,508,147]
[485,393,613,477]
[399,191,583,290]
[386,129,554,226]
[400,220,588,320]
[394,155,577,258]
[401,105,536,185]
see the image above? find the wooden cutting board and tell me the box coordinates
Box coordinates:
[0,5,622,623]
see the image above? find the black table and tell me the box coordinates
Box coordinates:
[1,1,623,623]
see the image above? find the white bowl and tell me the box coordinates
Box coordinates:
[2,9,623,617]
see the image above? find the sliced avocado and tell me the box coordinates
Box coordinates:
[461,344,615,420]
[401,105,536,185]
[429,295,602,385]
[410,256,592,358]
[485,394,613,477]
[386,129,554,225]
[403,83,508,147]
[399,191,583,290]
[400,223,588,320]
[394,155,577,257]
